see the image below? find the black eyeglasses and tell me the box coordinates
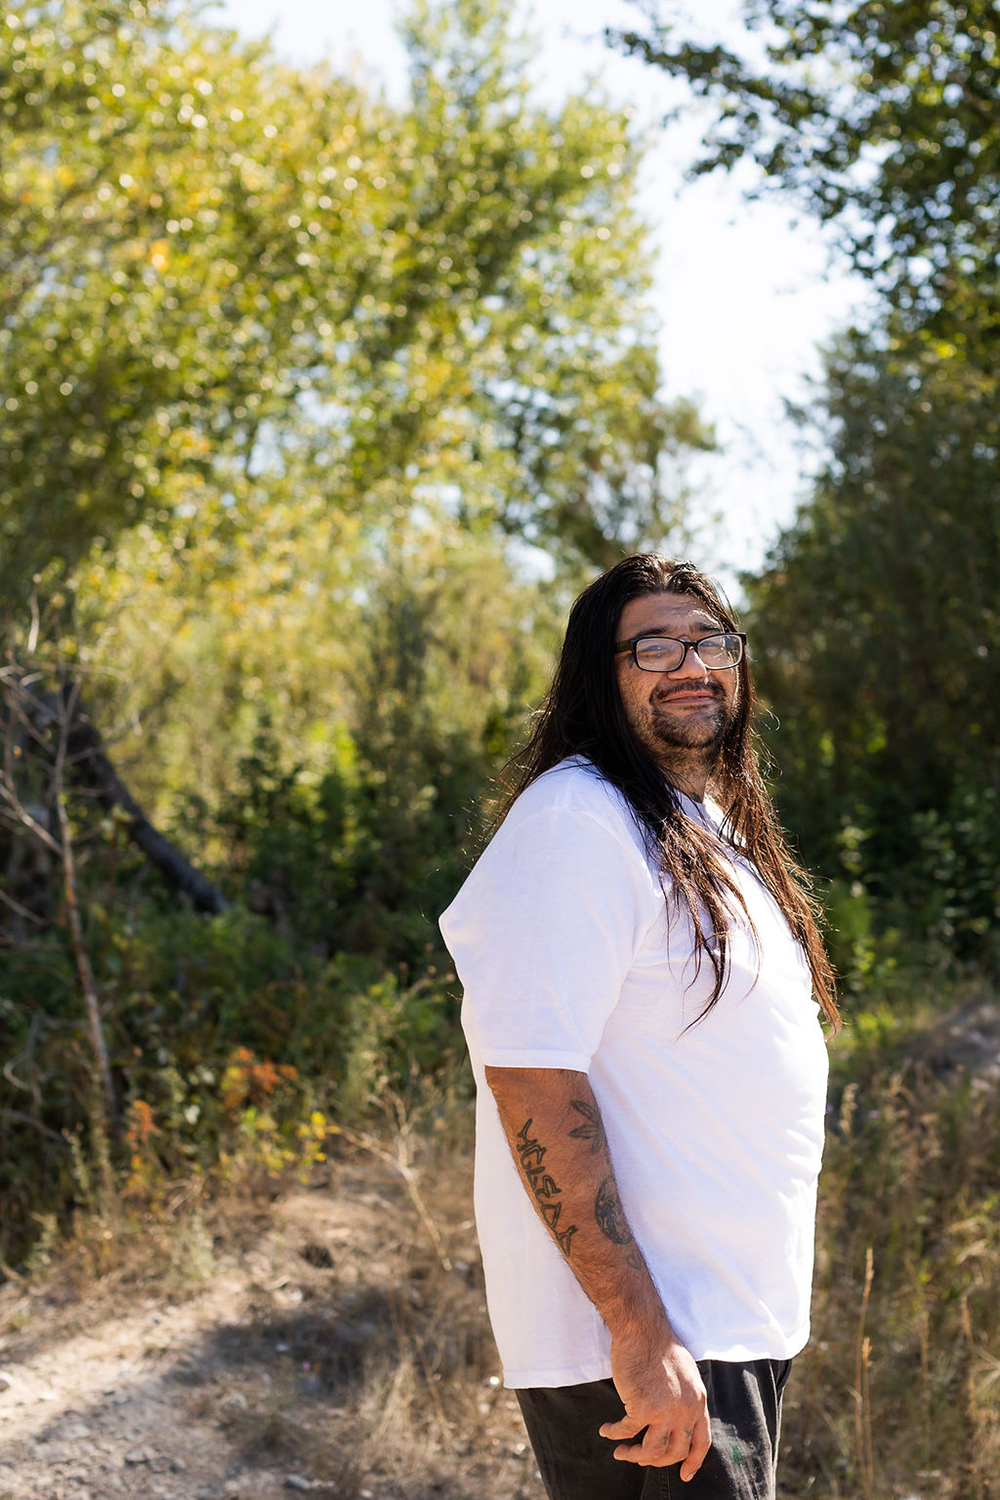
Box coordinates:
[613,632,747,673]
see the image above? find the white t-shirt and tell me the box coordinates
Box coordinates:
[439,757,829,1389]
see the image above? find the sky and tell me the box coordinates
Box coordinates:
[211,0,869,588]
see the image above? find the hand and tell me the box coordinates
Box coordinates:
[599,1325,711,1480]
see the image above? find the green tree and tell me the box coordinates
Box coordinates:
[0,0,709,612]
[611,0,1000,334]
[745,330,1000,961]
[614,0,1000,966]
[0,0,719,1263]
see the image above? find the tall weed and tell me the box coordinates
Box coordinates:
[782,989,1000,1498]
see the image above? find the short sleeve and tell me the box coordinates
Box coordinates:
[439,804,657,1071]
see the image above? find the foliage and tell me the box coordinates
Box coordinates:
[611,4,1000,964]
[0,0,709,614]
[611,0,1000,332]
[744,326,1000,962]
[0,875,468,1261]
[0,0,712,1261]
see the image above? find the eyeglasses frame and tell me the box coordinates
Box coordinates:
[613,631,747,674]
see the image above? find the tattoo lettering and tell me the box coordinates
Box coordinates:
[595,1175,634,1246]
[516,1119,578,1257]
[568,1098,608,1156]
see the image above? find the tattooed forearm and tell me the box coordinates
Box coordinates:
[568,1097,608,1156]
[595,1174,634,1246]
[516,1118,579,1257]
[486,1071,669,1343]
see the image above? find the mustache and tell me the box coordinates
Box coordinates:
[652,683,727,704]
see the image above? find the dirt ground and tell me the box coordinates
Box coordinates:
[0,1152,544,1500]
[5,997,998,1500]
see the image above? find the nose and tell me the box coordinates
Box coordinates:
[668,641,712,679]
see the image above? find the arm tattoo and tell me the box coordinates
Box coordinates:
[516,1119,578,1257]
[595,1175,634,1246]
[568,1098,608,1156]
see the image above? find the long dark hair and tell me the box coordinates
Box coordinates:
[496,554,840,1028]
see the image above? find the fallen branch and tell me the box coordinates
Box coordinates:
[64,693,227,915]
[11,678,227,916]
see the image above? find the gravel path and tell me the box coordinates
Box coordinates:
[0,1160,538,1500]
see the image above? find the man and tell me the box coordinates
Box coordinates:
[440,555,838,1499]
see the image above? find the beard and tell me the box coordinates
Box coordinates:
[637,684,735,767]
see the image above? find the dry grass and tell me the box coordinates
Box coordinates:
[0,1098,541,1500]
[779,996,1000,1500]
[4,1000,999,1500]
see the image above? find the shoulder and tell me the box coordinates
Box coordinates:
[440,758,660,948]
[501,757,643,849]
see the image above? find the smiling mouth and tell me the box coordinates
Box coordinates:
[655,689,723,705]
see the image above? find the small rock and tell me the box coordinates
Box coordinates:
[56,1420,92,1440]
[170,1457,187,1473]
[124,1446,155,1465]
[0,1371,13,1392]
[285,1477,312,1492]
[301,1242,333,1269]
[40,1442,72,1463]
[220,1391,249,1414]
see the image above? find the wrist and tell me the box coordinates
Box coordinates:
[602,1276,671,1343]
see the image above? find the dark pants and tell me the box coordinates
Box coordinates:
[515,1358,792,1500]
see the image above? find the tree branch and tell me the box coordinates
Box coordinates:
[56,685,227,916]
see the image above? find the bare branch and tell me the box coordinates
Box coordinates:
[54,786,119,1133]
[0,886,45,925]
[0,1109,66,1145]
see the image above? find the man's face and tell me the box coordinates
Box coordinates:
[614,590,739,773]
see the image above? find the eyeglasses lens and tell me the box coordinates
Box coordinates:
[696,635,742,668]
[634,634,742,671]
[634,639,684,670]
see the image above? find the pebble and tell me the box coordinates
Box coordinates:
[124,1446,155,1465]
[56,1420,93,1440]
[0,1372,12,1392]
[285,1477,312,1492]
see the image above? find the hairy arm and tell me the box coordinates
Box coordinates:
[484,1065,710,1478]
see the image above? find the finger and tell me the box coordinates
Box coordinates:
[599,1416,646,1441]
[646,1423,690,1465]
[611,1443,683,1468]
[679,1414,712,1481]
[611,1439,659,1464]
[611,1424,675,1467]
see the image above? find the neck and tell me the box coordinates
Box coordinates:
[656,749,712,801]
